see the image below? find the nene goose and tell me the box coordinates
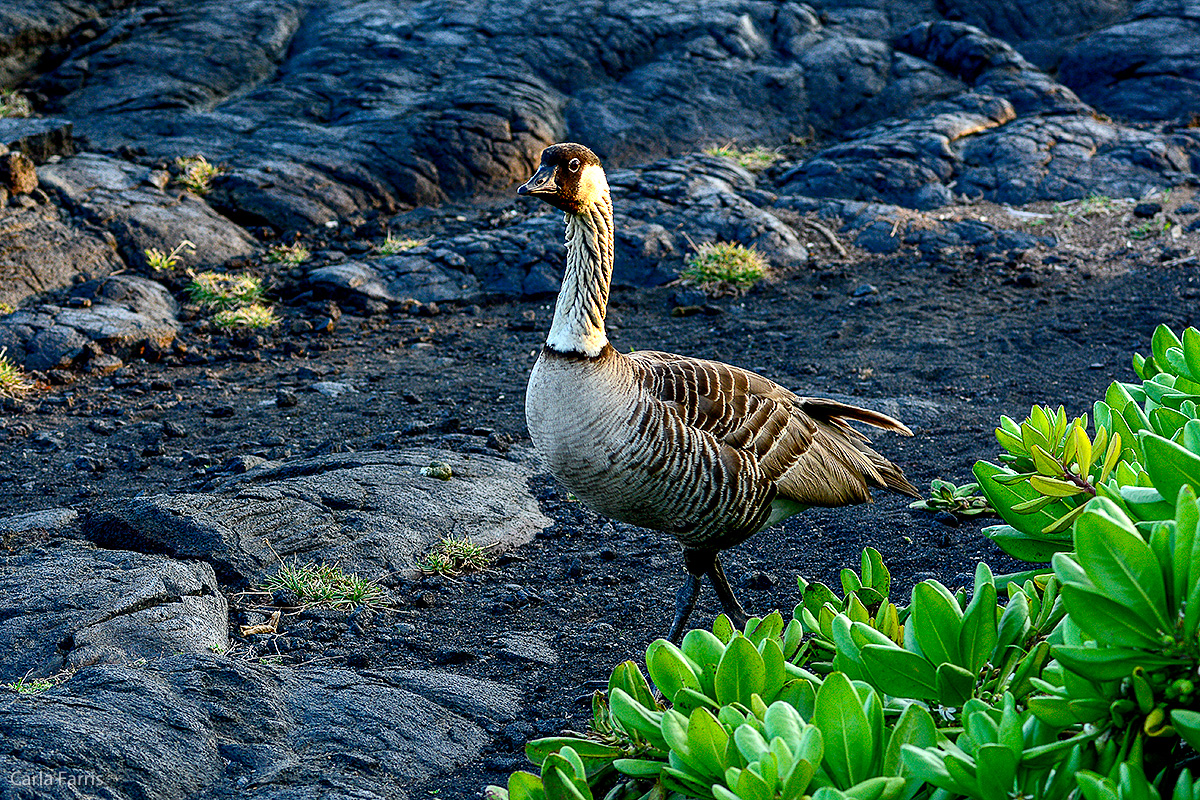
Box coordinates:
[518,142,918,643]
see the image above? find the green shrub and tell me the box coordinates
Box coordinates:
[266,242,311,265]
[186,272,266,310]
[0,347,32,398]
[145,240,196,272]
[263,561,386,610]
[0,90,31,119]
[682,242,768,292]
[211,303,278,330]
[703,144,782,172]
[174,155,221,194]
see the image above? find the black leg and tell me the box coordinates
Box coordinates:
[707,554,749,631]
[666,572,702,644]
[665,549,750,642]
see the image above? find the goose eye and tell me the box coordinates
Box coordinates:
[568,158,581,173]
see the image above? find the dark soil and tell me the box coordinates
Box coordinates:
[1,191,1198,797]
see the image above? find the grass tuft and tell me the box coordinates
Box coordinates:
[681,241,768,292]
[186,272,265,310]
[212,303,279,330]
[418,536,494,576]
[377,232,426,255]
[145,240,196,272]
[174,155,221,194]
[0,347,32,398]
[267,242,311,265]
[263,561,387,610]
[704,144,781,172]
[0,90,31,119]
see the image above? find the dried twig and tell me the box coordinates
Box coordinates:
[802,219,848,257]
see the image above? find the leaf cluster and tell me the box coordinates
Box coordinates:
[908,480,993,518]
[174,154,222,194]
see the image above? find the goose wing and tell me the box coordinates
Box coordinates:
[627,350,918,506]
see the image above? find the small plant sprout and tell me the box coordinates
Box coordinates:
[0,302,14,316]
[144,239,196,272]
[0,347,32,398]
[212,304,279,330]
[703,143,781,172]
[174,155,221,194]
[1129,218,1170,240]
[909,478,995,518]
[418,536,494,577]
[185,271,265,310]
[4,668,69,694]
[377,231,426,255]
[0,90,31,119]
[267,242,311,265]
[681,241,768,292]
[263,561,387,610]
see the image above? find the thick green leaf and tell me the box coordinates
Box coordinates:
[686,707,730,783]
[974,462,1064,537]
[608,661,655,711]
[882,703,936,776]
[995,590,1031,656]
[542,761,590,800]
[986,525,1071,562]
[1183,328,1200,380]
[859,645,938,700]
[1074,501,1171,633]
[613,758,664,778]
[609,689,667,750]
[935,662,976,706]
[959,582,999,674]
[759,638,787,703]
[910,582,964,668]
[1059,584,1163,649]
[715,635,766,706]
[900,745,970,795]
[1172,710,1200,753]
[1142,431,1200,501]
[1051,644,1177,680]
[1180,489,1200,614]
[842,776,906,800]
[976,744,1016,800]
[506,771,545,800]
[1153,324,1184,375]
[673,686,719,714]
[682,629,726,697]
[646,640,702,704]
[814,672,873,788]
[863,547,890,596]
[525,737,621,767]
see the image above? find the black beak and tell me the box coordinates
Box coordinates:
[517,163,557,197]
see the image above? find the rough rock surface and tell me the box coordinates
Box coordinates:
[83,448,551,585]
[778,21,1199,208]
[0,274,179,370]
[0,539,226,681]
[0,200,123,310]
[39,153,258,271]
[28,0,965,229]
[0,656,517,799]
[1058,0,1200,123]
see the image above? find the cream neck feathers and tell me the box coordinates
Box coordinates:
[546,164,614,357]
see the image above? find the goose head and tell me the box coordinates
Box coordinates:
[517,143,607,214]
